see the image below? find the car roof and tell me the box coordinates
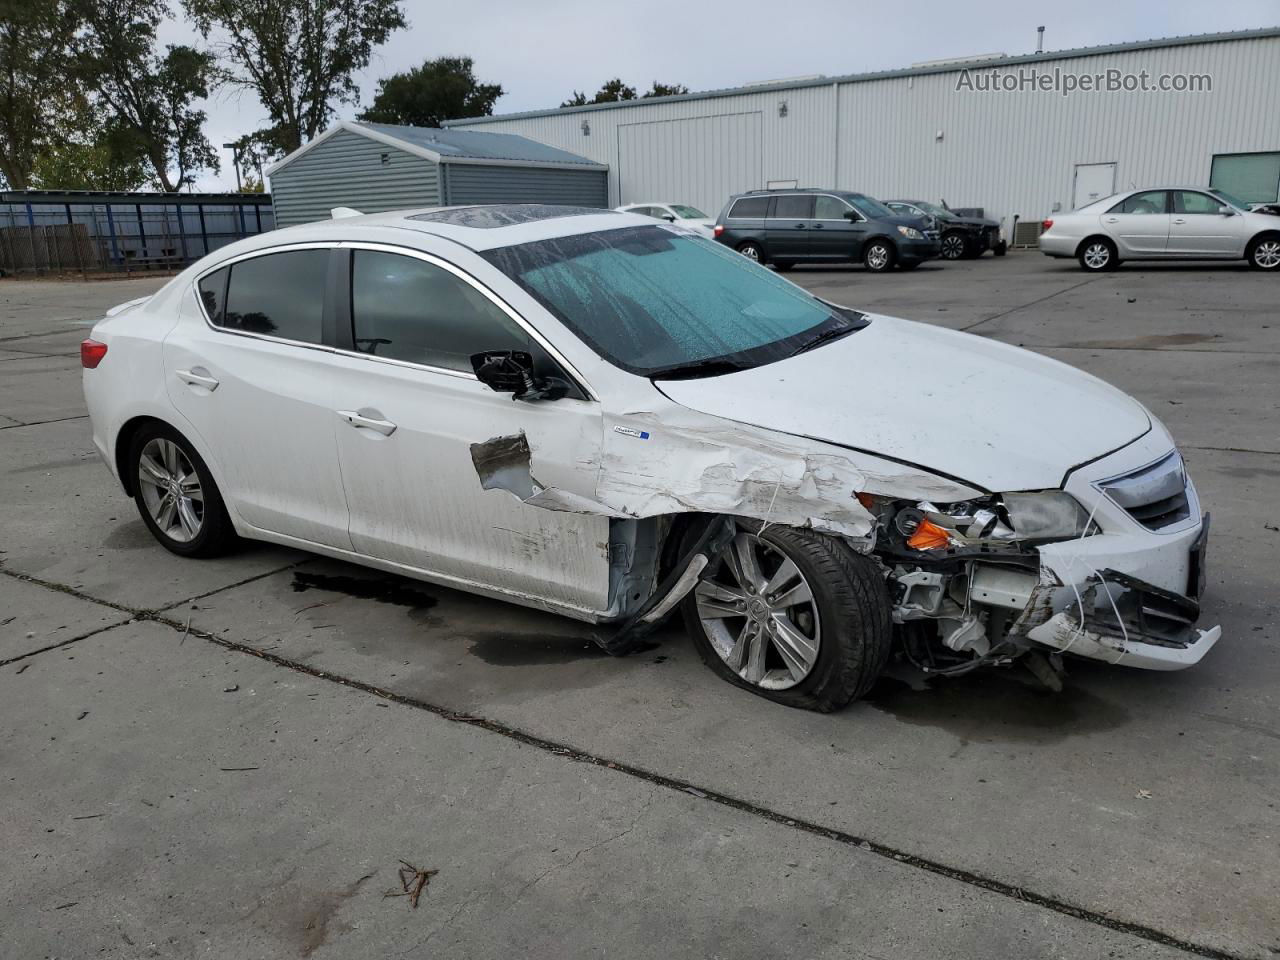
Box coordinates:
[243,204,653,253]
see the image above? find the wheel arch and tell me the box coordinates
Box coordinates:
[114,414,225,499]
[1074,234,1116,258]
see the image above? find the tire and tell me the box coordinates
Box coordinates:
[737,240,764,263]
[897,261,921,271]
[993,240,1008,257]
[129,421,238,558]
[940,231,969,260]
[1246,234,1280,270]
[772,260,795,272]
[863,239,895,272]
[681,521,892,712]
[1078,237,1118,272]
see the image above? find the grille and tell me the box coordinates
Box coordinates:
[1097,452,1191,531]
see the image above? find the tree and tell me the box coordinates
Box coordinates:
[182,0,407,152]
[561,78,687,108]
[76,0,219,191]
[358,56,502,128]
[643,81,688,98]
[561,78,637,108]
[0,0,81,190]
[31,126,150,190]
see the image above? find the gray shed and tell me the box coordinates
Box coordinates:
[266,121,609,227]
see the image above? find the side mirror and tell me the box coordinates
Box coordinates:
[1219,205,1236,216]
[470,350,569,402]
[662,214,676,222]
[843,210,861,222]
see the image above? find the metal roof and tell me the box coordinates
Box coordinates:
[443,25,1280,126]
[266,120,608,177]
[0,189,270,206]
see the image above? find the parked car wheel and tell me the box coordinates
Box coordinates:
[940,232,969,260]
[682,522,892,712]
[1078,237,1118,272]
[129,422,238,558]
[897,261,921,271]
[772,261,795,272]
[993,240,1008,256]
[863,240,895,272]
[737,240,764,263]
[1246,234,1280,270]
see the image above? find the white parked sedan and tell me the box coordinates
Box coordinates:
[1040,186,1280,271]
[614,202,715,238]
[82,204,1219,711]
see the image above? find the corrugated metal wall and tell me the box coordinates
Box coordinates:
[448,34,1280,225]
[443,165,608,206]
[270,129,440,226]
[617,112,762,212]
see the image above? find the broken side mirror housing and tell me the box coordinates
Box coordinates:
[470,350,569,402]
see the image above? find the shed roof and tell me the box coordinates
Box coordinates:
[443,25,1280,126]
[266,120,607,177]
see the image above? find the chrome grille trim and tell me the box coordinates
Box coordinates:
[1096,451,1193,532]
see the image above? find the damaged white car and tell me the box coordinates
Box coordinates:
[82,204,1219,711]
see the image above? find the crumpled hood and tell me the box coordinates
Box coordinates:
[656,314,1152,492]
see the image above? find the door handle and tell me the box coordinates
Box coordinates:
[812,223,824,229]
[337,409,397,437]
[1104,217,1119,223]
[794,223,806,229]
[1172,218,1187,224]
[175,367,219,391]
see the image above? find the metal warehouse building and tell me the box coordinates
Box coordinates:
[444,27,1280,239]
[266,121,608,227]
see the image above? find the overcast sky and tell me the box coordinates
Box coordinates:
[160,0,1280,191]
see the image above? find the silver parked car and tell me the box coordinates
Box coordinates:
[1039,186,1280,272]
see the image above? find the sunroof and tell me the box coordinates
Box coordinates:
[408,204,613,229]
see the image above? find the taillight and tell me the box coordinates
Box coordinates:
[713,224,724,238]
[81,339,108,369]
[1041,219,1054,231]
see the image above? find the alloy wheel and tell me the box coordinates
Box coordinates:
[1083,242,1111,269]
[137,437,204,543]
[693,532,821,690]
[1254,240,1280,269]
[941,234,966,259]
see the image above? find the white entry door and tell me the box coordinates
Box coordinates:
[1073,163,1117,209]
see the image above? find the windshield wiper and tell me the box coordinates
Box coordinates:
[788,322,860,357]
[648,357,754,380]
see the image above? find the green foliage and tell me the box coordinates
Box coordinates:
[561,78,687,108]
[182,0,408,152]
[31,126,151,191]
[0,0,82,190]
[75,0,220,191]
[358,55,502,128]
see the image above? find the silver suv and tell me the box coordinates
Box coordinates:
[1039,186,1280,271]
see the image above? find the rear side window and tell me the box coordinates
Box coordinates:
[728,196,769,218]
[350,250,528,371]
[1111,191,1168,214]
[221,250,328,343]
[772,195,814,219]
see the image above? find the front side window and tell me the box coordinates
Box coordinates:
[350,250,528,371]
[815,195,852,219]
[483,226,864,377]
[1111,191,1168,214]
[220,249,328,342]
[728,196,769,218]
[1174,191,1224,215]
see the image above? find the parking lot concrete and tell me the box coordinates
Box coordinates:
[1,254,1276,958]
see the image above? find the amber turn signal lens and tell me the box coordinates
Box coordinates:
[907,518,952,550]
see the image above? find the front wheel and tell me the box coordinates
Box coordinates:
[129,422,238,557]
[682,522,892,711]
[940,232,969,260]
[863,240,895,272]
[1247,235,1280,270]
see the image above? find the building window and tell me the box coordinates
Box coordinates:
[1210,152,1280,204]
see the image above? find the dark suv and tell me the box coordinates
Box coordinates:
[712,189,940,272]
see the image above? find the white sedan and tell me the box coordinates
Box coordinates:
[614,202,715,238]
[82,204,1219,711]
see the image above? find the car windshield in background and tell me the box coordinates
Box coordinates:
[670,205,707,219]
[484,226,866,378]
[916,201,952,218]
[849,194,897,219]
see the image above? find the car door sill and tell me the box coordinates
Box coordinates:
[238,523,610,623]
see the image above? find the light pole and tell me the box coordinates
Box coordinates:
[222,142,241,191]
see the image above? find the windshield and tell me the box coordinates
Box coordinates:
[848,194,896,219]
[484,226,863,377]
[669,204,707,219]
[1209,189,1249,211]
[915,201,953,218]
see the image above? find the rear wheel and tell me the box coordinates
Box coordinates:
[940,231,969,260]
[772,260,795,272]
[1078,237,1118,272]
[129,422,238,557]
[682,522,892,711]
[737,240,763,263]
[1247,235,1280,270]
[863,240,895,272]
